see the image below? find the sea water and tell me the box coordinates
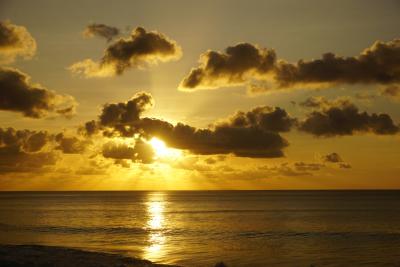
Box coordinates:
[0,190,399,266]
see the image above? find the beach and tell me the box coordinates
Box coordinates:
[0,244,180,267]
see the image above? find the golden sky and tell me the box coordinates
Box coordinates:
[0,0,399,190]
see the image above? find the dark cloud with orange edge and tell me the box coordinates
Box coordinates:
[0,67,77,118]
[180,39,400,92]
[70,27,182,77]
[0,20,36,64]
[80,92,400,162]
[81,92,292,158]
[298,98,399,136]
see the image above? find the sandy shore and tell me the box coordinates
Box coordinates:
[0,244,180,267]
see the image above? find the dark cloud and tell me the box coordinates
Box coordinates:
[180,39,400,91]
[163,121,288,158]
[82,91,399,165]
[70,27,182,77]
[179,43,276,90]
[0,126,92,173]
[82,92,398,164]
[323,152,352,169]
[275,39,400,87]
[0,20,36,63]
[82,93,291,159]
[79,92,155,137]
[54,133,87,154]
[83,23,120,42]
[121,117,288,158]
[102,142,136,159]
[80,120,98,136]
[99,91,154,126]
[102,140,154,164]
[0,128,48,153]
[221,105,297,132]
[0,128,56,173]
[0,67,77,118]
[299,100,399,136]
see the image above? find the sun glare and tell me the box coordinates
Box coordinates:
[148,137,181,159]
[149,137,168,157]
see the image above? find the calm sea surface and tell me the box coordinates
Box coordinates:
[0,191,400,266]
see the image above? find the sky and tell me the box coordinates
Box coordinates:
[0,0,399,190]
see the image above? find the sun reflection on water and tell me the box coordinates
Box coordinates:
[143,192,166,262]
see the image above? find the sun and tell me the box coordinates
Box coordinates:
[149,137,169,157]
[148,137,182,159]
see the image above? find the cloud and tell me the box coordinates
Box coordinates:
[0,128,56,173]
[323,152,343,163]
[80,92,398,166]
[170,156,325,178]
[299,99,399,136]
[299,96,331,108]
[204,155,226,165]
[82,92,291,158]
[0,126,93,174]
[102,140,154,164]
[299,96,351,109]
[54,133,87,154]
[322,152,352,169]
[80,120,99,136]
[112,116,288,158]
[220,105,297,133]
[179,43,276,90]
[0,20,36,64]
[83,23,120,42]
[354,92,377,101]
[381,85,400,101]
[70,27,182,77]
[0,67,77,118]
[82,92,398,164]
[293,161,324,172]
[99,91,154,126]
[161,121,288,158]
[275,39,400,87]
[339,163,352,169]
[180,39,400,92]
[258,161,324,177]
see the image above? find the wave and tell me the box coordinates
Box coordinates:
[1,222,399,241]
[236,230,400,239]
[0,223,148,235]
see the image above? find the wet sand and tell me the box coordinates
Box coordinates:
[0,244,180,267]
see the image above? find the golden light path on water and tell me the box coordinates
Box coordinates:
[143,192,166,262]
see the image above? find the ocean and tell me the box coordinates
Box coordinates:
[0,191,399,267]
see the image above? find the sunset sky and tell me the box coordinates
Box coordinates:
[0,0,399,190]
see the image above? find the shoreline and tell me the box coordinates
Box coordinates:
[0,244,180,267]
